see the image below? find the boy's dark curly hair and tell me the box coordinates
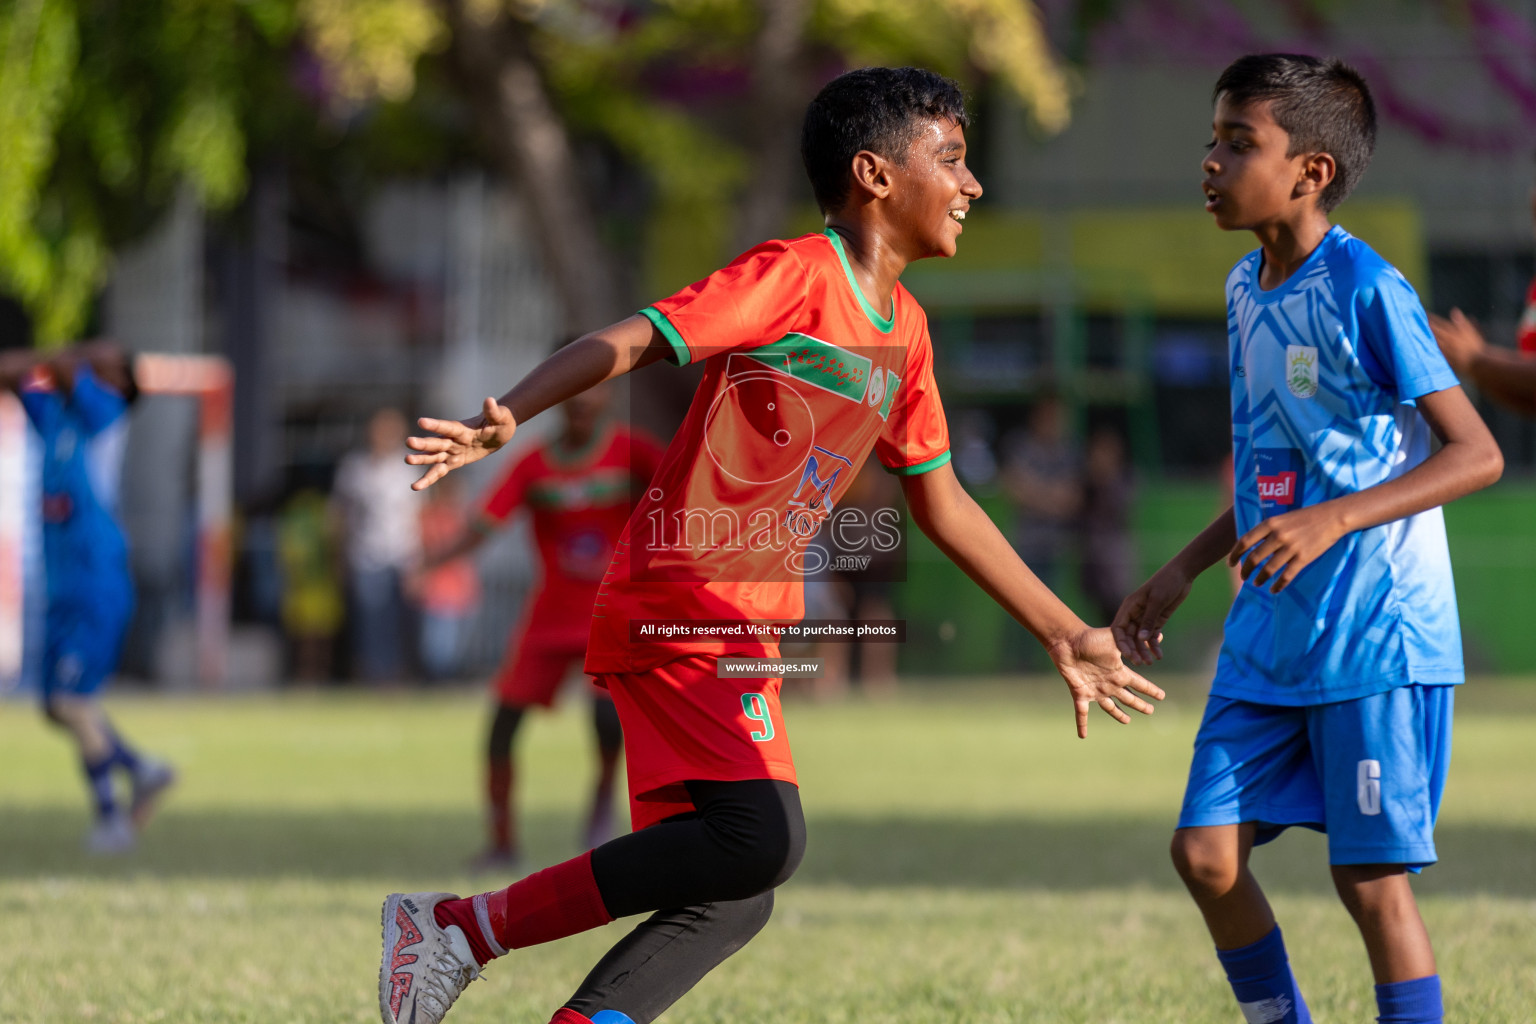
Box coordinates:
[802,67,969,214]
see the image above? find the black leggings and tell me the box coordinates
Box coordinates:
[566,779,806,1023]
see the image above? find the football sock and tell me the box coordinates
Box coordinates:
[1375,975,1442,1024]
[83,754,118,818]
[103,721,143,775]
[435,851,613,966]
[549,1010,594,1024]
[1216,926,1312,1024]
[486,704,523,853]
[487,757,513,852]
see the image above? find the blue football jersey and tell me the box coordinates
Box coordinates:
[1216,226,1464,706]
[19,364,133,605]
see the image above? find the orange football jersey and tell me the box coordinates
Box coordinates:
[585,230,951,673]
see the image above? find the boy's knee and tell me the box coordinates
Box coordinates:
[486,704,525,758]
[1330,863,1410,917]
[1171,829,1240,898]
[760,809,807,889]
[700,781,806,896]
[731,804,805,893]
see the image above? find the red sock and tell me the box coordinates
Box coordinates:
[487,758,513,852]
[433,896,497,967]
[549,1010,593,1024]
[434,851,613,966]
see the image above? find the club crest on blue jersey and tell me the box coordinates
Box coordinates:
[784,445,853,538]
[1285,344,1319,398]
[1255,448,1304,515]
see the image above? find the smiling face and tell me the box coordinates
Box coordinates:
[885,117,983,259]
[1202,94,1328,232]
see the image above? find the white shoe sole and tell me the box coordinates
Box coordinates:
[379,894,403,1024]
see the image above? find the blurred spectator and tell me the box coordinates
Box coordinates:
[1077,427,1137,624]
[277,483,344,682]
[951,408,998,487]
[414,475,481,683]
[332,407,421,683]
[1429,173,1536,415]
[1001,393,1082,590]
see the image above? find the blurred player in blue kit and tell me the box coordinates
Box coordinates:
[0,340,175,853]
[1114,55,1503,1024]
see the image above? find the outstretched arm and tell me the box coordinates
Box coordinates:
[1430,309,1536,416]
[900,462,1164,738]
[406,316,670,489]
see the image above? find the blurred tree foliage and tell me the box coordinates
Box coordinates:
[0,0,1069,342]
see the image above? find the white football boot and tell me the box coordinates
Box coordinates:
[85,813,135,854]
[129,759,177,829]
[379,892,482,1024]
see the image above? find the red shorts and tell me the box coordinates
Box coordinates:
[492,644,580,706]
[599,655,797,831]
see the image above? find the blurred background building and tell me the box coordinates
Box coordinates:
[1,0,1531,685]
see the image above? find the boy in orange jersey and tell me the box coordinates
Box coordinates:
[378,67,1163,1024]
[422,378,663,870]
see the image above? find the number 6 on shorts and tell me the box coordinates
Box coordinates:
[741,693,775,742]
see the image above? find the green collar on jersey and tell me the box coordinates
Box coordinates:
[824,228,896,334]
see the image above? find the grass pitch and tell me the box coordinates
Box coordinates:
[3,678,1535,1023]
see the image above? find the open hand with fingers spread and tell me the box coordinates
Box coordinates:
[405,397,517,490]
[1047,627,1165,739]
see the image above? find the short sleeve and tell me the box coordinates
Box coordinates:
[480,448,538,524]
[876,309,951,475]
[1357,266,1460,402]
[640,241,809,367]
[68,365,128,435]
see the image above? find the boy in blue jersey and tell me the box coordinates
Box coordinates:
[1113,55,1503,1024]
[0,340,175,854]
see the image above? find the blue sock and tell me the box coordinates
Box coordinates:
[83,755,118,819]
[1376,975,1442,1024]
[1216,926,1312,1024]
[103,721,142,774]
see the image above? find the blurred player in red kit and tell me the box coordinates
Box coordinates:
[421,374,662,871]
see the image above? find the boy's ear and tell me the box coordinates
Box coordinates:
[851,149,894,200]
[1295,151,1337,201]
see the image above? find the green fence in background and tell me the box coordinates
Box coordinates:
[897,480,1536,677]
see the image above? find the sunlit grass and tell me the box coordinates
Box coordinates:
[2,678,1533,1023]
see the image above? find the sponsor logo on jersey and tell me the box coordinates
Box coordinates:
[1286,344,1318,398]
[1255,448,1304,514]
[741,334,902,420]
[784,446,853,538]
[1257,472,1297,505]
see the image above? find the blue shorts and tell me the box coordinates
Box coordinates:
[1178,685,1453,868]
[41,590,133,699]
